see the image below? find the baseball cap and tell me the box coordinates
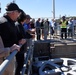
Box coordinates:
[26,15,32,19]
[5,2,21,12]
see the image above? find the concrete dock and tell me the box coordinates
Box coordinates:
[34,37,76,58]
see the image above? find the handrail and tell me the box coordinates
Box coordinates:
[21,39,33,75]
[0,39,34,75]
[27,47,33,75]
[21,49,31,75]
[0,50,18,75]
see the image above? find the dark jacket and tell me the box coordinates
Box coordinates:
[15,22,32,39]
[0,15,19,47]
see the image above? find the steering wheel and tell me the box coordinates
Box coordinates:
[39,58,76,75]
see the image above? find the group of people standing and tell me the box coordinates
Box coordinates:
[35,18,57,40]
[35,16,75,40]
[59,16,74,39]
[0,2,76,75]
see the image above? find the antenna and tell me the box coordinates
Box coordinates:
[13,0,16,3]
[0,2,1,13]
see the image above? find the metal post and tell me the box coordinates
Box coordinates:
[52,0,55,19]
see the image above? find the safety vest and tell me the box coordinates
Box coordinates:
[61,21,67,28]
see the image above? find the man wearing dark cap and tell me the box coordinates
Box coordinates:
[0,2,26,75]
[5,2,21,12]
[59,16,68,39]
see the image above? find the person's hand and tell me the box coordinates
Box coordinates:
[31,29,36,34]
[10,44,20,52]
[19,39,26,45]
[32,34,35,39]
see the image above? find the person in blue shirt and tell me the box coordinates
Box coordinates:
[23,15,35,39]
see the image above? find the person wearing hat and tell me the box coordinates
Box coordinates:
[59,16,68,39]
[0,2,26,75]
[23,14,35,39]
[23,14,32,31]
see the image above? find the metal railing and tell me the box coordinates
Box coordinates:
[0,39,33,75]
[35,25,76,40]
[21,47,33,75]
[21,39,34,75]
[0,50,18,75]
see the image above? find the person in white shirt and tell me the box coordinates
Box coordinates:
[68,18,73,37]
[50,19,57,38]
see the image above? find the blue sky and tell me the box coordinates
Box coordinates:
[0,0,76,19]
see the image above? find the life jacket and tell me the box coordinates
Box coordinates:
[61,21,67,28]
